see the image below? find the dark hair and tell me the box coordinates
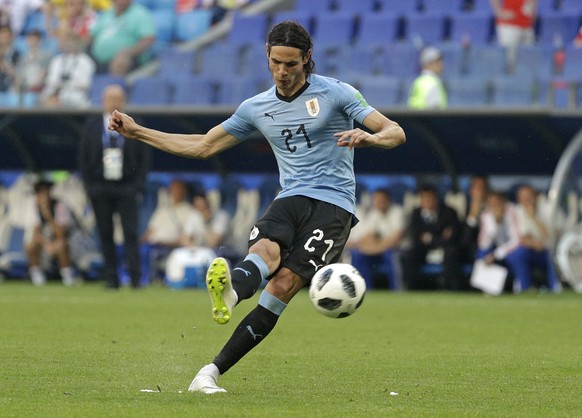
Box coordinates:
[34,179,53,193]
[266,20,315,76]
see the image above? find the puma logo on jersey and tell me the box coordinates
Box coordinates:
[264,112,276,120]
[309,260,324,271]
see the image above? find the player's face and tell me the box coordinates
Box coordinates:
[267,45,308,97]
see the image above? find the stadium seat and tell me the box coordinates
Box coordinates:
[334,0,377,14]
[537,0,560,13]
[356,76,403,108]
[381,43,418,78]
[215,76,261,106]
[197,44,239,79]
[561,48,582,82]
[314,46,351,78]
[312,13,356,47]
[561,0,582,14]
[345,45,387,78]
[420,0,463,14]
[512,44,555,79]
[464,0,492,13]
[449,12,493,45]
[158,49,195,79]
[293,0,333,13]
[175,10,213,42]
[170,76,215,105]
[355,13,400,46]
[446,77,490,106]
[152,9,176,45]
[466,45,508,79]
[404,13,447,44]
[271,10,313,32]
[491,75,537,107]
[440,43,471,78]
[130,77,171,106]
[376,0,420,16]
[537,13,580,46]
[227,14,268,47]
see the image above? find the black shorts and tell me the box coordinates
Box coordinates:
[248,195,355,285]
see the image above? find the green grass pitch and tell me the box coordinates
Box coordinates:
[1,281,582,417]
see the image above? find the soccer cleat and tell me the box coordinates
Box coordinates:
[206,257,237,325]
[188,364,226,394]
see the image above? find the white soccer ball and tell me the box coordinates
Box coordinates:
[309,263,366,318]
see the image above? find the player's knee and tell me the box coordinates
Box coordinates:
[265,269,303,303]
[249,239,281,272]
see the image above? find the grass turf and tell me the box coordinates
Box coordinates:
[1,281,581,417]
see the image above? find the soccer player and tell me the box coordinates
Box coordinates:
[109,21,406,393]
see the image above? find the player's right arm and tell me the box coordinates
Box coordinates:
[108,110,240,159]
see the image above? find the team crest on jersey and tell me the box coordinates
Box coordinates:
[305,98,320,117]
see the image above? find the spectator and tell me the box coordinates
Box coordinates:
[477,189,560,294]
[407,46,447,109]
[0,0,43,36]
[41,29,95,107]
[490,0,537,70]
[190,193,237,259]
[402,184,461,290]
[141,179,196,282]
[459,175,489,274]
[515,184,561,292]
[25,179,78,286]
[15,29,51,99]
[346,188,405,290]
[0,24,19,93]
[43,0,106,40]
[78,84,151,289]
[89,0,156,75]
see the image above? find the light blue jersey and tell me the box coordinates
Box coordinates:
[222,74,375,215]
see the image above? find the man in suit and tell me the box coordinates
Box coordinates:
[402,183,461,290]
[78,84,150,288]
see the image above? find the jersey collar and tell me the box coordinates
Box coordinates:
[275,81,310,103]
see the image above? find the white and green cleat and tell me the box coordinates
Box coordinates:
[206,257,237,325]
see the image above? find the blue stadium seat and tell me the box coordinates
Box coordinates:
[464,0,492,13]
[170,76,215,105]
[420,0,463,14]
[90,75,126,105]
[376,0,420,16]
[537,0,560,13]
[312,13,356,47]
[355,13,400,46]
[175,10,213,42]
[512,44,555,79]
[449,12,493,45]
[215,76,261,106]
[130,77,171,106]
[440,43,470,78]
[562,48,582,81]
[152,9,175,44]
[446,77,490,106]
[561,0,582,14]
[271,10,313,32]
[227,14,268,47]
[293,0,333,13]
[491,75,537,107]
[314,46,351,78]
[157,49,195,78]
[537,13,580,46]
[466,45,507,79]
[404,13,447,44]
[345,45,387,77]
[197,44,239,79]
[381,43,418,78]
[356,76,403,108]
[334,0,377,14]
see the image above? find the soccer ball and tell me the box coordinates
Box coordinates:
[309,263,366,318]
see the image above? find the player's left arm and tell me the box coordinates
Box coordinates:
[334,110,406,150]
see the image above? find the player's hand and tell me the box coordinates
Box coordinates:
[108,109,138,139]
[334,128,375,150]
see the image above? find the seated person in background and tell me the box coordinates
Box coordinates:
[477,190,560,294]
[15,29,52,96]
[25,180,78,286]
[41,29,95,107]
[0,24,19,93]
[346,188,405,290]
[43,0,104,41]
[0,0,43,36]
[89,0,155,75]
[191,193,235,256]
[574,25,582,48]
[515,184,561,292]
[402,184,461,290]
[458,175,489,282]
[141,179,195,281]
